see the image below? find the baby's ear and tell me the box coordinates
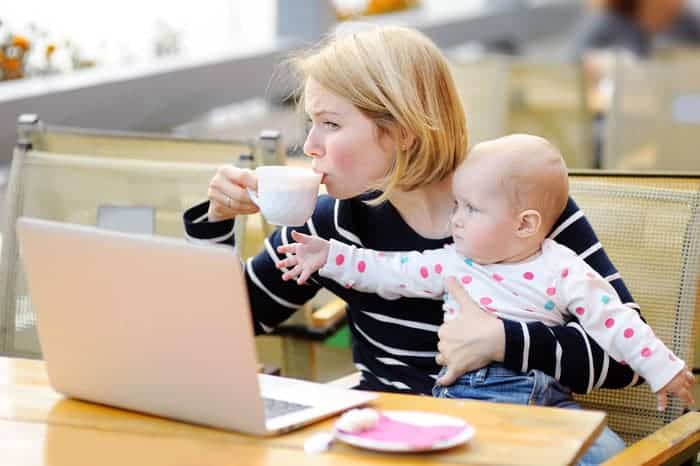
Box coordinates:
[516,209,542,238]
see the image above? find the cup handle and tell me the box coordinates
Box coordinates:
[246,188,260,206]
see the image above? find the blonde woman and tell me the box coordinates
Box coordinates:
[185,26,629,464]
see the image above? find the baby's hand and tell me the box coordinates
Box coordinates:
[276,230,330,285]
[656,366,695,411]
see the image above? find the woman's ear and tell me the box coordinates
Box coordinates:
[516,209,542,238]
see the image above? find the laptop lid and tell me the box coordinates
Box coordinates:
[16,217,376,435]
[17,217,274,434]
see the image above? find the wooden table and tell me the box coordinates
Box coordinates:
[1,357,606,465]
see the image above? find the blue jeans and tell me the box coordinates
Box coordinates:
[433,364,625,466]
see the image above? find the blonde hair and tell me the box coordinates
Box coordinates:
[288,26,467,204]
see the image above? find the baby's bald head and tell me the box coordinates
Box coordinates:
[465,134,569,234]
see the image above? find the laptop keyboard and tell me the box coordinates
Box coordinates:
[263,397,312,419]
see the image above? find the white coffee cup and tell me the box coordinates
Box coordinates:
[247,166,322,226]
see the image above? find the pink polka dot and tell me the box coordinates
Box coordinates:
[344,282,353,289]
[561,268,569,278]
[377,252,385,258]
[399,284,406,288]
[669,353,676,361]
[335,254,345,266]
[420,266,429,278]
[461,275,472,284]
[523,272,534,280]
[492,273,504,282]
[619,360,627,365]
[605,318,615,328]
[586,272,595,279]
[575,306,585,315]
[623,328,634,338]
[480,297,493,306]
[357,261,366,273]
[546,287,556,296]
[641,347,652,358]
[434,264,443,274]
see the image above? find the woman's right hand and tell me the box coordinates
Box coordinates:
[207,165,260,221]
[435,276,506,386]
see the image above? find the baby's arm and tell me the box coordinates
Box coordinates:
[319,239,452,300]
[280,236,453,300]
[558,254,692,406]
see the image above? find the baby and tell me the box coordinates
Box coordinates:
[276,134,694,409]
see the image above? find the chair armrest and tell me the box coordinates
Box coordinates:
[310,298,346,328]
[602,411,700,466]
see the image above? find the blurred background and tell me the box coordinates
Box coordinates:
[2,0,700,382]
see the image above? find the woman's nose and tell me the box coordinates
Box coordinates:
[303,128,324,159]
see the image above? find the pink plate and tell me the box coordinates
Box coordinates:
[334,410,474,452]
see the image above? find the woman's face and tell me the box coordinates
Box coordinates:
[303,78,396,199]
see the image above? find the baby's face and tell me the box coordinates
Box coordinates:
[450,156,520,264]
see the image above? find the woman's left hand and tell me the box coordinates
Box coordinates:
[435,276,506,386]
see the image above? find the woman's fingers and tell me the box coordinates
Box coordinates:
[221,166,258,191]
[209,189,258,215]
[206,166,260,221]
[445,276,479,313]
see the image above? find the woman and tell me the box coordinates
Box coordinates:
[184,26,629,463]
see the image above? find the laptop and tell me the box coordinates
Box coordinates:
[16,217,376,436]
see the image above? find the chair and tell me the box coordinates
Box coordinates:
[450,55,595,168]
[449,55,510,146]
[507,59,595,170]
[0,115,281,358]
[602,55,700,171]
[567,172,700,448]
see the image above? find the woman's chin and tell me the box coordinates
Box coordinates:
[324,182,362,200]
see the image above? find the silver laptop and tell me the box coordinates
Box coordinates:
[16,217,376,436]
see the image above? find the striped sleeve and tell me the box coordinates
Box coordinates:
[183,198,338,334]
[183,201,236,247]
[502,197,641,393]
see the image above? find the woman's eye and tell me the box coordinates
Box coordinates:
[323,121,339,129]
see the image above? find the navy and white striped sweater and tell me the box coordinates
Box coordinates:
[184,194,641,394]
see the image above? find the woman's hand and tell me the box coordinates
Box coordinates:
[435,276,506,386]
[206,165,260,221]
